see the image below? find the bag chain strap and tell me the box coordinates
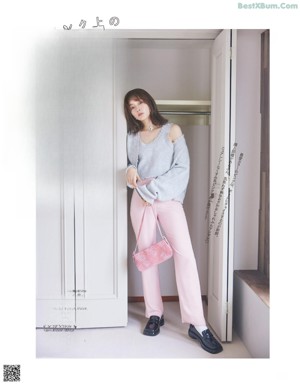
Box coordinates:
[133,206,166,255]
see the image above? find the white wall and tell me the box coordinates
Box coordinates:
[123,39,213,297]
[123,39,212,100]
[234,29,263,270]
[232,29,270,358]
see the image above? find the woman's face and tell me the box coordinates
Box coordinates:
[129,98,151,122]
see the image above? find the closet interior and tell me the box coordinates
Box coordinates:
[122,38,215,299]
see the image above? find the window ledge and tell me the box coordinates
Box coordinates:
[235,270,269,307]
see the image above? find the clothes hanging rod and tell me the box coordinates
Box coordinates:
[159,111,211,115]
[156,100,211,106]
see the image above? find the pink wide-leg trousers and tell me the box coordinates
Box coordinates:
[130,190,206,326]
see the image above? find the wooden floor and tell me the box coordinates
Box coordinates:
[235,270,269,306]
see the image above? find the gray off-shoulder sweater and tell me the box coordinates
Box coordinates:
[126,123,190,204]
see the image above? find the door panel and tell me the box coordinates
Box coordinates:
[36,38,76,328]
[208,29,236,341]
[36,34,128,329]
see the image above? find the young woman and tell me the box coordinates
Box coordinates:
[124,88,223,354]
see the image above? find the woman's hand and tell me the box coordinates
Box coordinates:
[126,167,141,188]
[127,167,151,206]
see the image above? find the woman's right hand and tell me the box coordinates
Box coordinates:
[126,167,141,188]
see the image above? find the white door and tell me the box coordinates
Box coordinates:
[207,29,236,341]
[36,34,128,329]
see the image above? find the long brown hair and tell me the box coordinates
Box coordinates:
[124,88,168,134]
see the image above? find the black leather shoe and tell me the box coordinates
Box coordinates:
[188,325,223,354]
[143,315,165,336]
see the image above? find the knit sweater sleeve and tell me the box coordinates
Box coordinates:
[136,135,190,204]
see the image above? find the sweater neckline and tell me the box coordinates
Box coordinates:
[138,123,167,145]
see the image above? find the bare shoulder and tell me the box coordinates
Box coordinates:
[168,124,183,143]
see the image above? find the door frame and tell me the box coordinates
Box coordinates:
[207,29,236,342]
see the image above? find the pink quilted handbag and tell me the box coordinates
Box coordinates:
[133,207,173,272]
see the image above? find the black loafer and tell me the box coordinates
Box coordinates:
[188,325,223,354]
[143,315,165,336]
